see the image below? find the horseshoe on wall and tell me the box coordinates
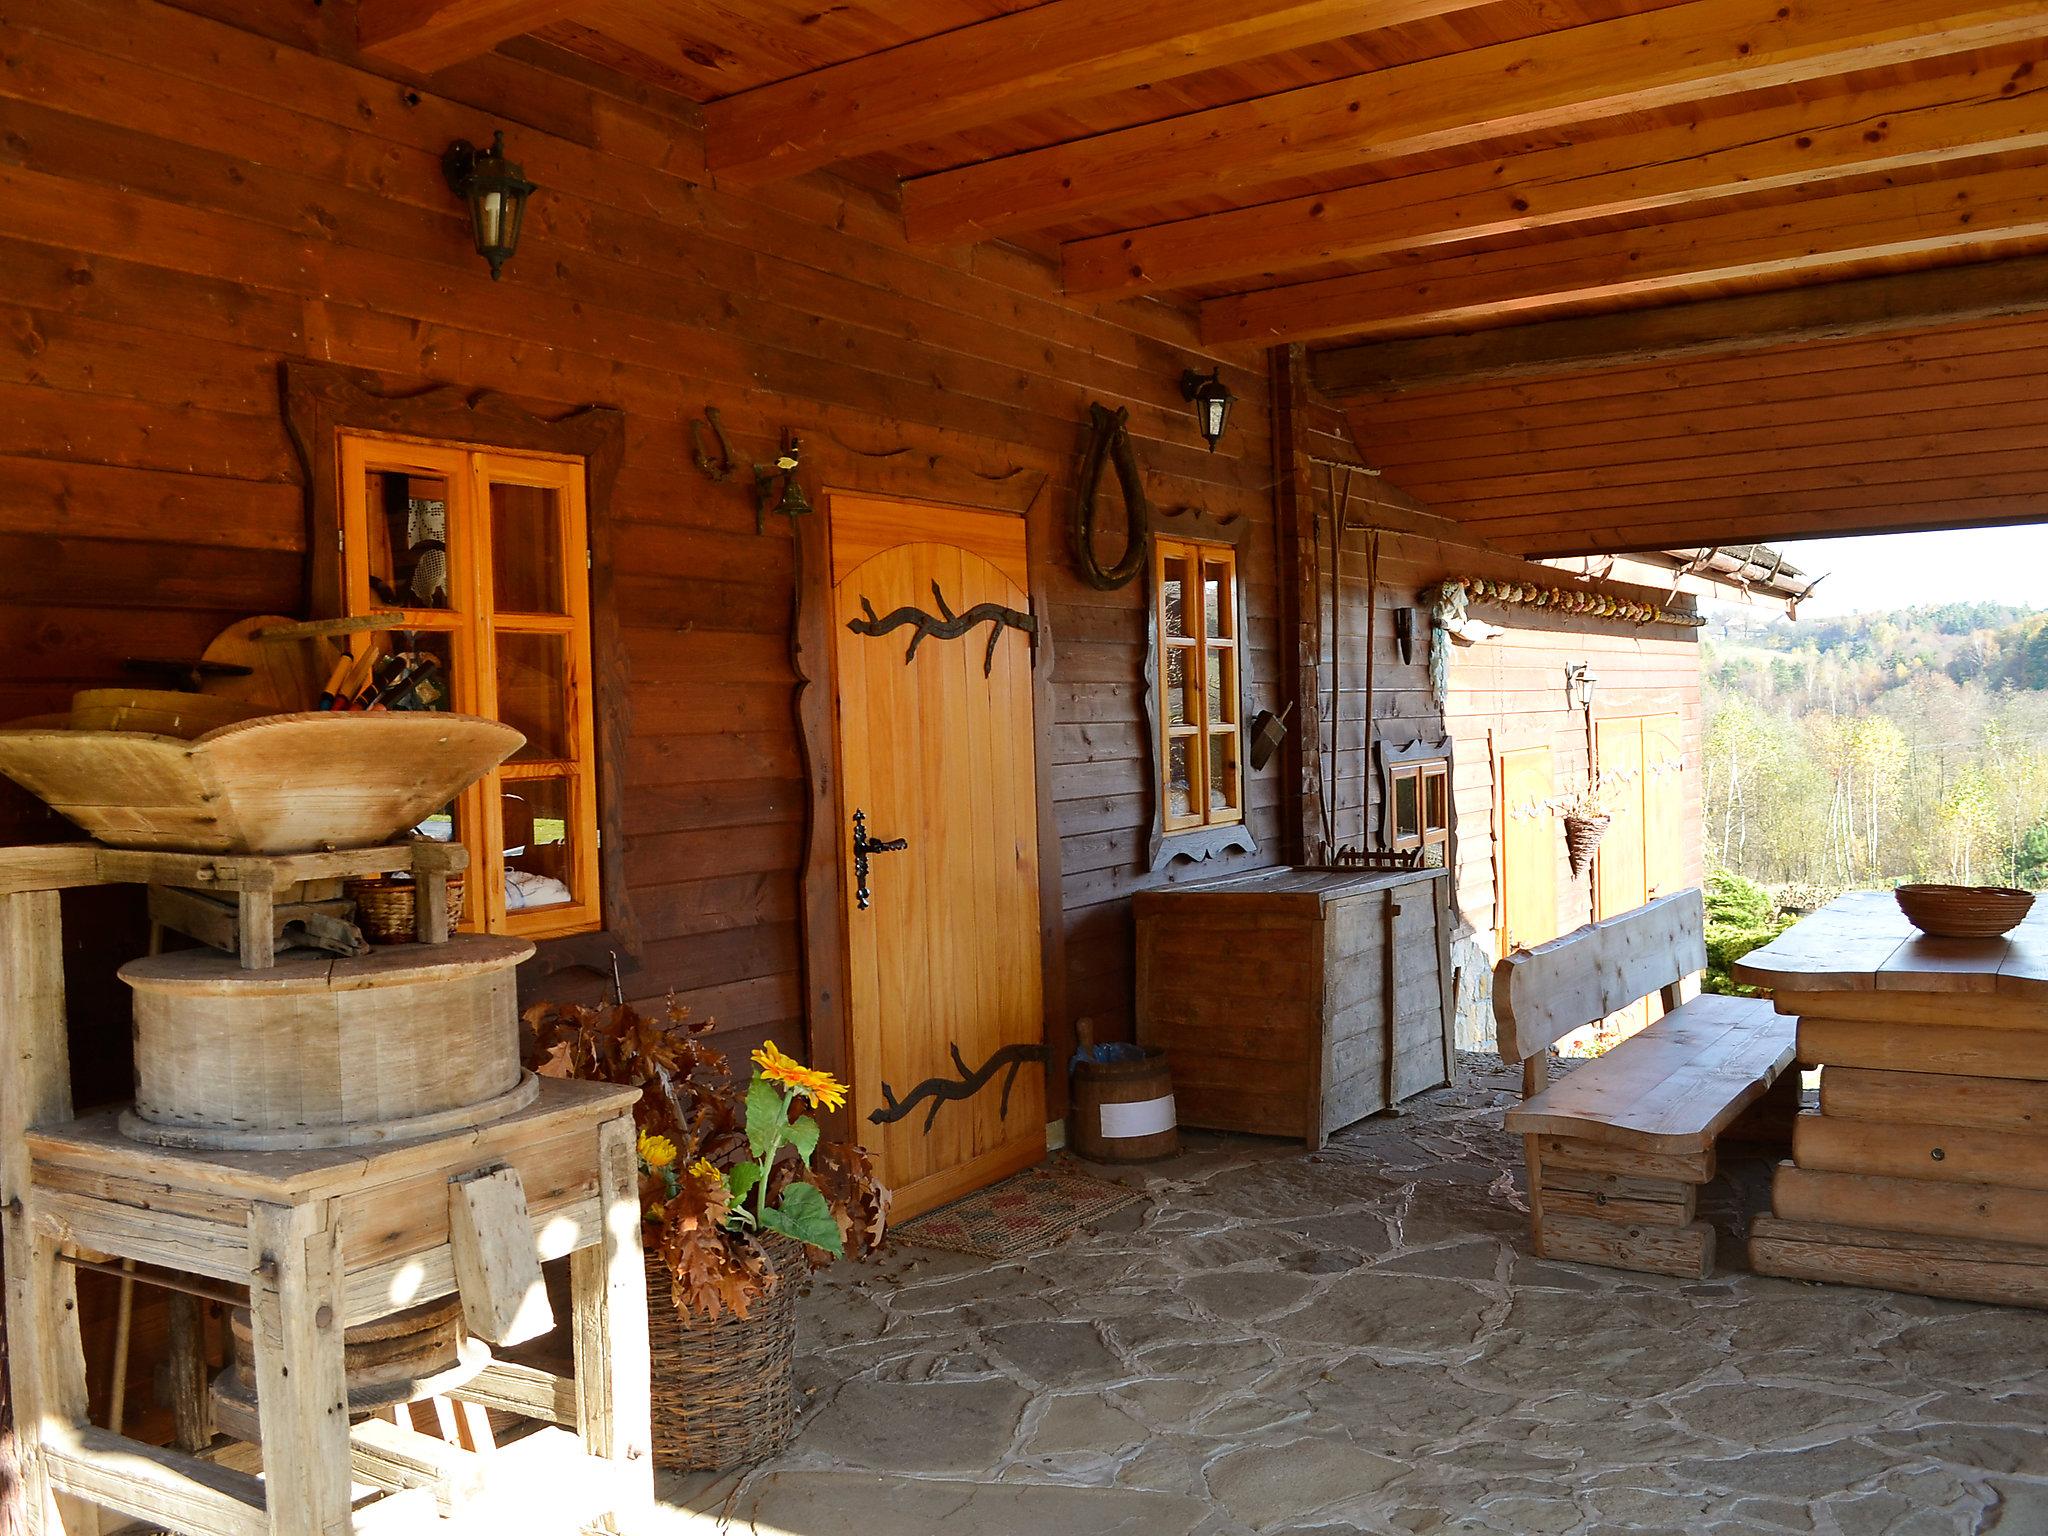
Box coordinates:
[1070,402,1151,591]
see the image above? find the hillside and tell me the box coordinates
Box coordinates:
[1702,601,2048,895]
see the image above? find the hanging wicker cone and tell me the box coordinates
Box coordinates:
[1563,813,1611,878]
[647,1232,805,1471]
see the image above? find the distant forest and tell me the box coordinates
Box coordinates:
[1705,601,2048,898]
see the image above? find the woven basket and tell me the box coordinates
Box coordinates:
[1895,884,2035,939]
[1563,813,1611,878]
[347,873,466,944]
[648,1232,805,1471]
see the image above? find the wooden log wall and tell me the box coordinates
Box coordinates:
[0,0,1293,1070]
[1444,611,1704,1048]
[1285,356,1706,1051]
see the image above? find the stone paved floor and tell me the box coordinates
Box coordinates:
[655,1055,2048,1536]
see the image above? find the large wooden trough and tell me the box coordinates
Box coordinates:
[0,712,521,855]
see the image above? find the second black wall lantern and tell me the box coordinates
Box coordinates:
[1180,367,1236,452]
[442,130,534,281]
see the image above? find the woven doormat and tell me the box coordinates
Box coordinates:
[894,1162,1146,1260]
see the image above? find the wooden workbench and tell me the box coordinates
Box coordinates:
[1735,890,2048,1308]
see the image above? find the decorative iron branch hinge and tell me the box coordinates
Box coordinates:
[847,581,1037,677]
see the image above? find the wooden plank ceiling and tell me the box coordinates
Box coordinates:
[376,0,2048,553]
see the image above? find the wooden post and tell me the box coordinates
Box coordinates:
[570,1112,652,1524]
[247,1201,350,1536]
[1434,873,1458,1085]
[165,1294,214,1454]
[236,871,278,971]
[1,890,103,1536]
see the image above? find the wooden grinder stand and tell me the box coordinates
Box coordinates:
[1,844,653,1536]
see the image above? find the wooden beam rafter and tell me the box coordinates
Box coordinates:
[1063,53,2048,297]
[705,0,1490,189]
[1204,159,2048,346]
[903,0,2048,244]
[357,0,589,74]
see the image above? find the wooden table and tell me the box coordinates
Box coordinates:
[1735,890,2048,1308]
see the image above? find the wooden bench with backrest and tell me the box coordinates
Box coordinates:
[1497,889,1799,1279]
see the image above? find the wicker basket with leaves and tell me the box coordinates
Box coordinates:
[1560,783,1612,879]
[525,1000,888,1471]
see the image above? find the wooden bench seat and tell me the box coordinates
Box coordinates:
[1495,891,1799,1279]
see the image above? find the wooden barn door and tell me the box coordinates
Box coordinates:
[1593,712,1684,1042]
[1496,745,1558,957]
[829,495,1046,1219]
[1642,712,1686,902]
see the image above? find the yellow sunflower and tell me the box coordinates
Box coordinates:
[751,1041,850,1112]
[688,1158,723,1186]
[637,1129,678,1170]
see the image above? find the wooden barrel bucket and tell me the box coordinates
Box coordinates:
[1070,1047,1178,1163]
[118,935,536,1151]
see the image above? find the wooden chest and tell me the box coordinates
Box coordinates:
[1135,867,1455,1148]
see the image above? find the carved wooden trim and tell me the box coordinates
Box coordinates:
[1145,507,1257,872]
[280,361,638,956]
[791,496,848,1130]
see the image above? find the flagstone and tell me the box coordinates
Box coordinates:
[669,1054,2044,1535]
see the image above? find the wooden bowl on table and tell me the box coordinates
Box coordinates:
[1894,884,2035,940]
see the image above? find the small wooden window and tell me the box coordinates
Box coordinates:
[1380,735,1453,869]
[1153,536,1244,835]
[339,433,601,939]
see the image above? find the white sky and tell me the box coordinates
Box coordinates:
[1704,525,2048,620]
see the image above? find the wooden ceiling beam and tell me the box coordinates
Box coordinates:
[1462,478,2048,554]
[903,0,2048,244]
[704,0,1491,189]
[1063,54,2048,298]
[1476,495,2048,558]
[357,0,588,72]
[1205,161,2048,347]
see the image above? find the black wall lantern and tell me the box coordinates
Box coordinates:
[1180,367,1236,452]
[442,131,534,281]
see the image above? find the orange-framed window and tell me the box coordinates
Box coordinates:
[1153,536,1244,834]
[339,432,601,940]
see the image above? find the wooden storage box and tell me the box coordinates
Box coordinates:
[1135,867,1454,1148]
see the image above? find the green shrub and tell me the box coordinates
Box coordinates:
[1702,870,1795,996]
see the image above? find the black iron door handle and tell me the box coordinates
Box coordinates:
[851,808,908,910]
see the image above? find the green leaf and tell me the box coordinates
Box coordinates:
[787,1115,820,1167]
[765,1182,843,1256]
[745,1075,786,1162]
[727,1160,762,1204]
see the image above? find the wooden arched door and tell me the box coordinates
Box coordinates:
[829,495,1047,1218]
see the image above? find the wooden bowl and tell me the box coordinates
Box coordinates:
[1894,884,2036,940]
[0,712,522,854]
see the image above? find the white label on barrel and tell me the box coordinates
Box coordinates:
[1099,1094,1176,1140]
